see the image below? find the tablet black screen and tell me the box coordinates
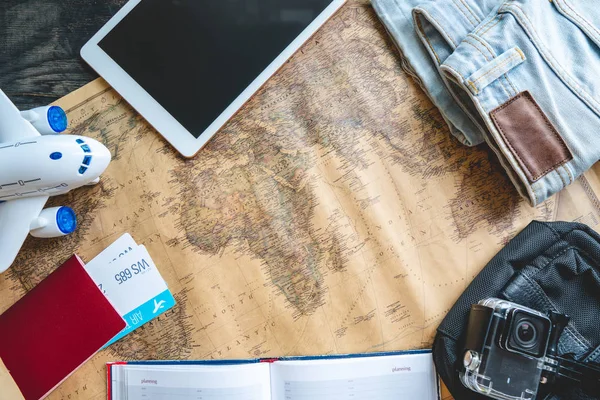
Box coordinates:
[99,0,334,139]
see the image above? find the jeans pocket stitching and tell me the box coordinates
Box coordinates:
[505,4,600,118]
[458,0,481,23]
[467,33,496,57]
[504,75,518,97]
[477,14,503,37]
[557,0,600,45]
[463,38,491,62]
[450,0,477,27]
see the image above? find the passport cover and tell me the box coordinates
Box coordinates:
[0,255,126,400]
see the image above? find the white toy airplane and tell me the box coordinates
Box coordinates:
[0,89,111,274]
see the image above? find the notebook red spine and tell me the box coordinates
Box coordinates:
[259,358,280,363]
[0,255,126,400]
[107,362,128,400]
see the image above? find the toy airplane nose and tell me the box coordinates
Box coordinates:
[94,140,112,173]
[90,138,111,168]
[75,137,111,178]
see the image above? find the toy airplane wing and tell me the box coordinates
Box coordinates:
[0,89,68,142]
[0,90,41,142]
[0,196,49,274]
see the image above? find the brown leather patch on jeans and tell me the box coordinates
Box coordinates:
[490,91,572,183]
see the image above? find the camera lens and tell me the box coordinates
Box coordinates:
[506,310,551,358]
[516,320,537,348]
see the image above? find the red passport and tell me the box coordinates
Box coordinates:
[0,255,125,400]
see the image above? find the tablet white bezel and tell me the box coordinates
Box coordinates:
[81,0,347,158]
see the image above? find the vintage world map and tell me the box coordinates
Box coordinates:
[2,1,600,399]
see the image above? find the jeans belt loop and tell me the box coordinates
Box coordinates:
[465,46,526,95]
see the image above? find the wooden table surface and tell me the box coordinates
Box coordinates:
[0,0,127,110]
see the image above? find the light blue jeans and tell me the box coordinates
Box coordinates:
[372,0,600,206]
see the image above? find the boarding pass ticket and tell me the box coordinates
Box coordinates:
[85,234,176,347]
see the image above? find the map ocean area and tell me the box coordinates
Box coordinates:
[2,3,600,400]
[109,352,438,400]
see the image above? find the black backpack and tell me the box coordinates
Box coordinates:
[433,221,600,400]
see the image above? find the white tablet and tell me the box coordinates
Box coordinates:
[81,0,346,158]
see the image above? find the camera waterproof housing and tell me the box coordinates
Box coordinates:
[460,298,552,400]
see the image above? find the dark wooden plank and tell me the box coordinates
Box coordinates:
[0,0,127,110]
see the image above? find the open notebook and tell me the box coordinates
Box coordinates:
[108,350,439,399]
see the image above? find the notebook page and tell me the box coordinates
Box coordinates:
[110,363,271,400]
[269,353,438,400]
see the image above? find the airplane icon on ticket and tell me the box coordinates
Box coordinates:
[153,299,166,314]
